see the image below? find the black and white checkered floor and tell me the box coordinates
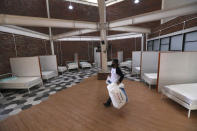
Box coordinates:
[0,67,140,121]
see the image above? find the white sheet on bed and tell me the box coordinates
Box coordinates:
[0,77,42,89]
[163,83,197,105]
[67,62,78,70]
[80,62,92,68]
[144,73,157,85]
[58,66,67,72]
[42,71,57,80]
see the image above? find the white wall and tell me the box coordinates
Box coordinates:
[158,52,197,92]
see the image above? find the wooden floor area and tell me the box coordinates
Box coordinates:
[0,76,197,131]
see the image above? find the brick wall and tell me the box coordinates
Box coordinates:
[0,0,160,75]
[53,37,142,66]
[0,32,51,75]
[109,38,141,60]
[148,13,197,39]
[54,41,99,66]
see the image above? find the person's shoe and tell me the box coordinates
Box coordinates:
[103,103,110,107]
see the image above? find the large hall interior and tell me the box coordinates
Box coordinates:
[0,0,197,130]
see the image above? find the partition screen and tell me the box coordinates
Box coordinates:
[158,52,197,92]
[184,31,197,51]
[170,35,183,51]
[153,39,160,51]
[160,37,170,51]
[141,52,159,79]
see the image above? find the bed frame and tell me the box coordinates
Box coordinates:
[79,61,92,69]
[66,61,79,70]
[0,76,43,94]
[161,88,197,118]
[143,73,157,89]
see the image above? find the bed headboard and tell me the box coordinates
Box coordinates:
[158,52,197,92]
[10,57,41,77]
[39,55,58,72]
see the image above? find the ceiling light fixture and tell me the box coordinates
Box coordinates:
[68,2,73,10]
[134,0,140,4]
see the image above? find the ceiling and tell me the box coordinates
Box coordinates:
[63,0,125,7]
[0,0,162,35]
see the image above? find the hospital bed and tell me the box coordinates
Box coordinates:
[58,66,67,74]
[143,73,157,89]
[79,61,92,69]
[42,71,58,80]
[161,83,197,118]
[132,67,140,75]
[0,76,43,93]
[66,62,79,70]
[120,60,132,69]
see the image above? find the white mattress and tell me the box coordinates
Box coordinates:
[58,66,67,72]
[163,83,197,105]
[67,63,78,70]
[0,77,42,89]
[120,60,132,69]
[133,67,140,74]
[42,71,58,80]
[80,62,92,68]
[144,73,157,85]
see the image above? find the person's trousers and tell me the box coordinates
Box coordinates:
[105,97,111,105]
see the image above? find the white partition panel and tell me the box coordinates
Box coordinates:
[132,51,141,67]
[132,51,141,75]
[132,51,141,65]
[94,47,97,64]
[158,52,197,92]
[74,53,78,63]
[10,57,41,77]
[117,51,123,63]
[141,52,159,79]
[95,52,101,68]
[39,55,58,72]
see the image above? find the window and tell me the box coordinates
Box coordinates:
[153,39,160,51]
[147,41,153,51]
[170,35,183,51]
[184,31,197,51]
[160,37,170,51]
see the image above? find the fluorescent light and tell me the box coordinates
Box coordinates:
[134,0,139,4]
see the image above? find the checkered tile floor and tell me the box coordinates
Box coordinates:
[0,67,139,121]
